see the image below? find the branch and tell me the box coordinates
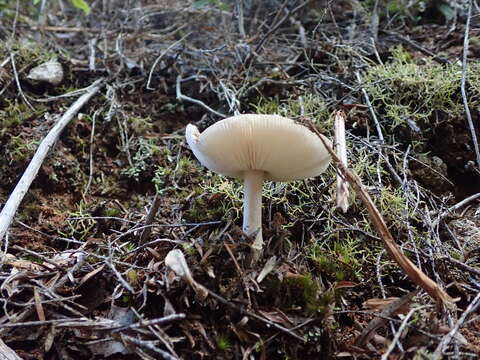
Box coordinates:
[460,0,480,169]
[175,75,226,118]
[433,292,480,359]
[0,79,105,242]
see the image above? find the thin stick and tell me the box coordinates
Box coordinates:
[370,0,380,42]
[111,314,186,333]
[175,75,226,118]
[9,52,34,110]
[355,72,384,143]
[204,285,304,341]
[0,79,104,242]
[460,0,480,169]
[237,0,246,38]
[381,305,429,359]
[83,110,98,199]
[355,290,418,346]
[244,0,313,66]
[122,334,178,360]
[139,193,162,245]
[0,337,22,360]
[447,191,480,213]
[435,191,480,224]
[146,34,190,90]
[167,250,303,341]
[382,30,451,65]
[444,256,480,277]
[433,292,480,359]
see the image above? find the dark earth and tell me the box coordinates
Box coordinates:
[0,0,480,359]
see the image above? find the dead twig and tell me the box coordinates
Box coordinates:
[82,110,98,199]
[355,72,384,143]
[0,318,89,328]
[165,250,304,341]
[460,0,480,169]
[236,0,246,38]
[146,34,190,90]
[434,191,480,225]
[122,334,178,360]
[205,284,305,341]
[381,305,430,359]
[244,0,313,67]
[443,256,480,278]
[433,292,480,359]
[447,191,480,213]
[111,314,186,333]
[0,78,105,243]
[176,75,226,118]
[355,290,419,346]
[10,245,63,271]
[370,0,380,42]
[0,338,22,360]
[9,52,33,110]
[382,30,451,65]
[139,193,162,245]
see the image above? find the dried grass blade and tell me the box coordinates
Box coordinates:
[33,287,46,321]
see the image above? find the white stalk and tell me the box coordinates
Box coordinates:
[242,170,265,261]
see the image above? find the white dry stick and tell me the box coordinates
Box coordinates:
[0,79,104,242]
[0,337,22,360]
[335,111,350,212]
[433,292,480,359]
[175,75,226,118]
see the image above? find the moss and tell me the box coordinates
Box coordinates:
[102,207,121,217]
[0,40,57,70]
[215,335,232,352]
[127,115,154,135]
[309,235,367,281]
[59,201,97,241]
[265,273,326,314]
[153,165,173,193]
[184,189,239,223]
[121,137,162,180]
[183,175,243,223]
[252,93,333,132]
[6,135,40,164]
[362,1,447,24]
[126,269,139,286]
[362,46,480,139]
[0,99,44,134]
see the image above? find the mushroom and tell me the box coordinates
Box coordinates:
[186,114,332,262]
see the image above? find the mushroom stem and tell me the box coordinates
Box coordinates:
[243,170,265,261]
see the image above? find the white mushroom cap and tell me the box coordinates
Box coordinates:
[186,114,331,181]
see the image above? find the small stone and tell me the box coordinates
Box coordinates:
[27,59,64,85]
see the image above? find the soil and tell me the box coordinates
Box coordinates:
[0,1,480,359]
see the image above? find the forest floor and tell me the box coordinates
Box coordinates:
[1,0,480,359]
